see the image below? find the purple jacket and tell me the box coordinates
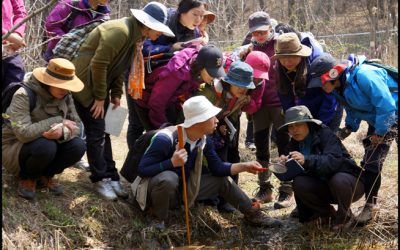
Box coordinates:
[253,40,282,107]
[2,0,27,37]
[44,0,110,50]
[242,80,265,115]
[136,48,202,128]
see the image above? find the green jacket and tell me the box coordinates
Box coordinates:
[2,75,81,176]
[72,17,143,107]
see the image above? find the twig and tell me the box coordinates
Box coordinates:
[2,0,58,41]
[196,215,218,236]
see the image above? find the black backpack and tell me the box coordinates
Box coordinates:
[120,126,178,183]
[2,82,36,125]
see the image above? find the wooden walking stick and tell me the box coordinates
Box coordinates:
[177,125,191,245]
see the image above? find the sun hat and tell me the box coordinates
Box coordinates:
[130,2,175,37]
[244,51,270,80]
[196,45,226,78]
[32,58,84,92]
[278,105,322,132]
[272,32,312,59]
[223,61,255,89]
[203,10,216,24]
[307,53,337,88]
[182,96,222,128]
[248,11,271,33]
[320,63,347,86]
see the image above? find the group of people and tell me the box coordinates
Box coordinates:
[2,0,397,233]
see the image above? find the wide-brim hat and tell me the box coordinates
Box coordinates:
[32,58,84,92]
[272,32,312,59]
[278,105,322,132]
[244,51,270,80]
[223,61,255,89]
[182,96,222,128]
[131,2,174,37]
[204,10,216,24]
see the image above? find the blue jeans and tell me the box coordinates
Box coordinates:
[74,99,120,183]
[19,137,86,179]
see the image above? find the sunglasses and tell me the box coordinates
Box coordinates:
[252,30,269,36]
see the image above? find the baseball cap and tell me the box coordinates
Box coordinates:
[308,53,337,87]
[248,11,271,33]
[196,45,225,78]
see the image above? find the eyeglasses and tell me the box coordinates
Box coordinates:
[252,30,269,36]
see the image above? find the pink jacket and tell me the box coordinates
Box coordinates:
[2,0,27,37]
[241,80,265,115]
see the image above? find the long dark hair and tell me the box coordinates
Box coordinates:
[276,58,308,97]
[190,57,203,79]
[177,0,207,14]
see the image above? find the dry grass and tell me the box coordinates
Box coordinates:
[2,95,398,249]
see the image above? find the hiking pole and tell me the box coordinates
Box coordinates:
[177,125,191,245]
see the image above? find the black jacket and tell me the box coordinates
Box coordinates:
[285,124,364,182]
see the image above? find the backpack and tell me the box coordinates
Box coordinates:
[52,20,104,61]
[120,126,178,183]
[2,82,36,125]
[363,60,398,83]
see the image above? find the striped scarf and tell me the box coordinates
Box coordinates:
[128,40,145,100]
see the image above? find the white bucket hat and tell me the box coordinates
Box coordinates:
[130,2,175,37]
[182,96,221,128]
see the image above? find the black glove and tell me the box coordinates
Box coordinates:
[336,127,352,140]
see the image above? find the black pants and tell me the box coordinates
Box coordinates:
[74,100,120,183]
[361,123,397,204]
[19,137,86,179]
[293,173,364,224]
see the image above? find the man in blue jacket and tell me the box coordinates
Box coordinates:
[320,55,398,224]
[131,96,282,229]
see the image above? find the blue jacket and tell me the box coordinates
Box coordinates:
[338,56,398,136]
[137,130,232,179]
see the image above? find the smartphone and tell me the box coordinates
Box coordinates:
[47,123,63,132]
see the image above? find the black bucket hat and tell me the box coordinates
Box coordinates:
[278,105,322,132]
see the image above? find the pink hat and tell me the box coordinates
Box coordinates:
[244,51,270,80]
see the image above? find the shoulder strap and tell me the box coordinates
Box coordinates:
[23,85,37,112]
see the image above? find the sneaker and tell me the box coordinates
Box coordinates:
[244,201,282,227]
[245,142,256,151]
[18,179,36,200]
[356,203,379,224]
[253,187,273,203]
[74,159,90,172]
[95,179,118,201]
[274,192,295,209]
[110,180,129,199]
[37,176,64,195]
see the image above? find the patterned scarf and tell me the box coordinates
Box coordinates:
[128,40,145,100]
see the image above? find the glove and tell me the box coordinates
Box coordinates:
[336,127,352,140]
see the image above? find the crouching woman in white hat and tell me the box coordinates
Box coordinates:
[2,58,86,200]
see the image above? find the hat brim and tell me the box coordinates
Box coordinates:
[253,69,269,80]
[278,119,322,132]
[206,66,226,79]
[204,11,216,24]
[222,76,256,89]
[249,24,270,33]
[182,105,222,128]
[272,45,312,59]
[32,67,84,92]
[131,9,175,37]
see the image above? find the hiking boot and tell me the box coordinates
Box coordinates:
[18,179,36,200]
[245,142,256,151]
[274,192,295,209]
[254,187,273,203]
[74,158,90,172]
[110,180,128,199]
[290,206,299,218]
[37,176,64,195]
[217,202,236,213]
[356,203,379,225]
[244,201,282,227]
[95,178,118,201]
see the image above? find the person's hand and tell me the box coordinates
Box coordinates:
[42,123,63,139]
[218,124,227,136]
[63,119,78,134]
[237,95,251,107]
[200,33,209,45]
[90,99,105,119]
[171,42,184,52]
[239,44,253,60]
[289,151,305,165]
[278,155,289,163]
[6,33,26,51]
[171,148,188,167]
[369,135,384,145]
[110,96,120,110]
[336,127,352,140]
